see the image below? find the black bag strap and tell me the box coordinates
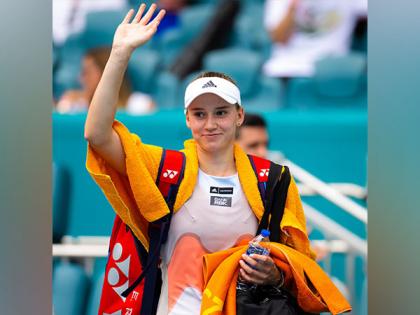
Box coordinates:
[267,165,291,242]
[248,155,291,243]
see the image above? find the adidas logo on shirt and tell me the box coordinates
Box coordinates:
[210,186,233,194]
[202,80,217,88]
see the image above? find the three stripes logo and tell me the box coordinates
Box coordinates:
[163,169,178,179]
[202,80,217,88]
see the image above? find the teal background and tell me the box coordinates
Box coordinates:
[369,0,420,314]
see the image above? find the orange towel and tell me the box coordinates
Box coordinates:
[201,242,351,315]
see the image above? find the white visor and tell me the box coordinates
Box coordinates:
[184,77,241,110]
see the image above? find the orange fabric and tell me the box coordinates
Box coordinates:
[201,242,351,315]
[167,235,207,312]
[86,120,314,258]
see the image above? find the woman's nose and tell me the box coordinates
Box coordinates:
[204,115,217,130]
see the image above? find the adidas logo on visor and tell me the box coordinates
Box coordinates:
[202,80,217,88]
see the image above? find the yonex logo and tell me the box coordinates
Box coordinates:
[259,169,269,177]
[107,243,131,302]
[202,80,217,88]
[163,169,178,179]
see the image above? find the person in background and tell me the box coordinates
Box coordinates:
[236,113,269,159]
[56,46,155,114]
[153,0,187,36]
[263,0,367,78]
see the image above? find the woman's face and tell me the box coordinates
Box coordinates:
[80,56,102,101]
[186,93,244,153]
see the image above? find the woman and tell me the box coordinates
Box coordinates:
[56,47,155,114]
[85,3,315,314]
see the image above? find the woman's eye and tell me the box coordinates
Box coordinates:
[194,112,205,118]
[215,110,227,116]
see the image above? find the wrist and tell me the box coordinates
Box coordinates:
[110,46,133,64]
[274,267,285,288]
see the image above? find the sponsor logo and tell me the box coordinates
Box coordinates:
[163,169,178,179]
[202,80,217,88]
[210,186,219,193]
[210,196,232,207]
[259,169,269,178]
[107,243,131,302]
[210,186,234,194]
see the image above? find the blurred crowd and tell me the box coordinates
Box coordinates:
[53,0,367,114]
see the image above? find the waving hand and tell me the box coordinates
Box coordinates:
[113,3,166,53]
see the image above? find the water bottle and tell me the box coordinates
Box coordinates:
[237,229,271,291]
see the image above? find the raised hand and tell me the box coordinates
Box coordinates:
[112,3,166,54]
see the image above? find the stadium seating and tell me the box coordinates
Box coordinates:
[83,9,128,50]
[85,271,105,315]
[54,33,85,99]
[128,48,162,94]
[203,48,284,109]
[53,262,90,315]
[153,71,182,108]
[229,0,271,59]
[287,54,367,108]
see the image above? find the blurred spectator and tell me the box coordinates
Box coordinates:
[263,0,367,78]
[236,113,269,159]
[154,0,188,36]
[53,0,126,46]
[56,47,155,114]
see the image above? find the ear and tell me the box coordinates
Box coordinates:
[237,107,245,127]
[185,110,191,129]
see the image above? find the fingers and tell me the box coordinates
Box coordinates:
[140,3,158,25]
[150,9,166,27]
[243,254,272,270]
[239,254,280,285]
[239,259,267,284]
[133,3,146,23]
[122,9,135,24]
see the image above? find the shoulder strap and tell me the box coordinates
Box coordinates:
[156,149,186,209]
[122,149,185,312]
[248,155,291,243]
[248,154,271,197]
[266,164,291,242]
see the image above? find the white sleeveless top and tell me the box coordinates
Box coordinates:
[156,169,258,315]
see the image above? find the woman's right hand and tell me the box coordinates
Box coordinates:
[112,3,166,56]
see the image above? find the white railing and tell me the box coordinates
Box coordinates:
[285,159,368,224]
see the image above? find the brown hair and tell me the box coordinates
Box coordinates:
[193,71,238,86]
[85,47,132,108]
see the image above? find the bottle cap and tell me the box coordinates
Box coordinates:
[261,229,270,237]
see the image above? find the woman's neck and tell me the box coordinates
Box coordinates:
[197,145,236,177]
